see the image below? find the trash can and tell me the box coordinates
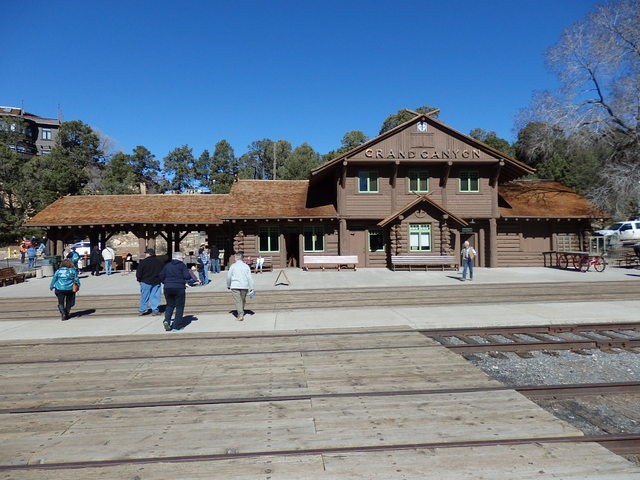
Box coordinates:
[41,259,54,277]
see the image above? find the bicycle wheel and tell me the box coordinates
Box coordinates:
[573,255,582,270]
[558,254,569,269]
[593,256,606,272]
[579,257,590,272]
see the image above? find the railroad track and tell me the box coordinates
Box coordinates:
[424,323,640,354]
[1,326,639,474]
[0,280,639,320]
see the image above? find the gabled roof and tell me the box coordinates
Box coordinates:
[498,180,607,219]
[311,112,534,181]
[378,194,468,227]
[225,180,336,220]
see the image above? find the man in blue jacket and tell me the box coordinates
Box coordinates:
[159,251,192,331]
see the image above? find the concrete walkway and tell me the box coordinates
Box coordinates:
[1,266,639,341]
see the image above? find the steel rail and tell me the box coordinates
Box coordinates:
[442,338,640,353]
[1,433,639,471]
[5,381,639,415]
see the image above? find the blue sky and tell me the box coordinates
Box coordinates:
[3,0,600,161]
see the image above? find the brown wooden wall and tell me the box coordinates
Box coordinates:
[496,220,585,267]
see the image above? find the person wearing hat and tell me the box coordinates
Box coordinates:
[136,247,165,316]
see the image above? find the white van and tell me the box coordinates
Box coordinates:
[594,221,640,242]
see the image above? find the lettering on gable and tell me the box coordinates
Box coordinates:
[364,148,481,160]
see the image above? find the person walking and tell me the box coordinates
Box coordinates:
[67,247,80,268]
[89,246,102,276]
[102,245,116,275]
[136,247,165,316]
[159,252,192,331]
[226,252,255,321]
[49,259,80,320]
[26,245,37,268]
[460,240,477,281]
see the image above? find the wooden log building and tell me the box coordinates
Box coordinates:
[26,114,603,268]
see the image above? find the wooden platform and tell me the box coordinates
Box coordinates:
[1,329,638,478]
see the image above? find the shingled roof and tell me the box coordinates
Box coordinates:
[498,180,606,219]
[25,180,337,228]
[25,194,231,227]
[226,180,336,219]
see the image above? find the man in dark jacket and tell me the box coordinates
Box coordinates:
[158,251,192,331]
[136,247,165,316]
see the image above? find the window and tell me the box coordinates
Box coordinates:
[459,171,479,192]
[408,171,429,192]
[368,229,385,252]
[409,224,431,251]
[303,226,324,252]
[358,170,379,193]
[259,226,279,252]
[42,128,52,140]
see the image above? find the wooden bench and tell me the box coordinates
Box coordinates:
[0,267,27,287]
[302,255,358,271]
[246,256,273,273]
[391,255,458,271]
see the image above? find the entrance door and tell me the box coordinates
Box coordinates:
[348,229,367,268]
[461,232,479,265]
[285,232,300,267]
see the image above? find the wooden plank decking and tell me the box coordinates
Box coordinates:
[1,329,639,478]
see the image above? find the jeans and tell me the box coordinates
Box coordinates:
[462,257,474,280]
[28,256,36,268]
[139,282,161,313]
[211,258,220,273]
[199,265,209,284]
[104,259,113,275]
[164,287,186,327]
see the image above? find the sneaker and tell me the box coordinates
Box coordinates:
[138,311,147,316]
[237,315,244,322]
[163,320,171,331]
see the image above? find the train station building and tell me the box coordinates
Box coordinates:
[26,113,603,268]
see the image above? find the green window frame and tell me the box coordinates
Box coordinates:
[303,226,324,252]
[368,229,385,252]
[358,170,379,193]
[408,170,429,193]
[409,224,431,252]
[459,170,479,192]
[259,226,280,252]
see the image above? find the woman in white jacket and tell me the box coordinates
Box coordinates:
[226,252,255,321]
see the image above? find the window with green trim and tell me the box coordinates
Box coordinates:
[368,229,385,252]
[408,171,429,192]
[259,226,280,252]
[409,224,431,251]
[303,226,324,252]
[459,170,479,192]
[358,170,379,193]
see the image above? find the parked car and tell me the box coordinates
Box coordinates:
[594,221,640,242]
[68,241,91,256]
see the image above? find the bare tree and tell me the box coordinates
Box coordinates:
[519,0,640,216]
